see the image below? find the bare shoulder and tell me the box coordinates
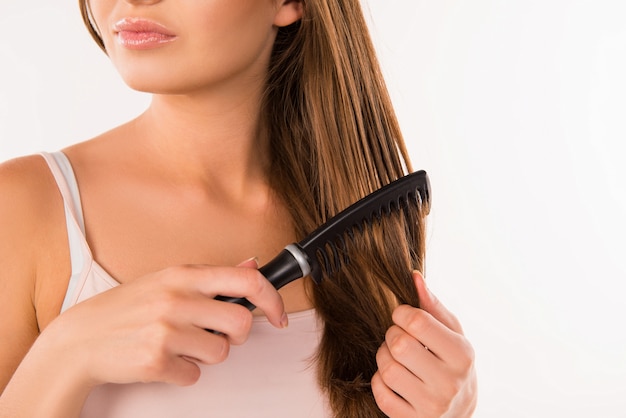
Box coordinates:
[0,154,70,392]
[0,154,70,309]
[0,154,59,216]
[0,155,66,246]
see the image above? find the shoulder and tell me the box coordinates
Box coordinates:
[0,154,62,235]
[0,152,68,276]
[0,154,56,221]
[0,153,70,326]
[0,154,70,390]
[0,154,58,204]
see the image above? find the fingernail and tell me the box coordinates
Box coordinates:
[413,270,427,286]
[280,312,289,328]
[238,257,259,267]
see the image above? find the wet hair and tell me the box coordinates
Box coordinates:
[79,0,427,416]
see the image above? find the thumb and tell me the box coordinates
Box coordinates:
[236,257,259,269]
[413,270,464,335]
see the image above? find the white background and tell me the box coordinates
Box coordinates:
[1,1,625,417]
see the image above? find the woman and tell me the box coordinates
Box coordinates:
[0,0,476,416]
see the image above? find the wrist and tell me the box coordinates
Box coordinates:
[1,326,95,418]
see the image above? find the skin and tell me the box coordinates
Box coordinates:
[373,272,477,417]
[0,0,476,416]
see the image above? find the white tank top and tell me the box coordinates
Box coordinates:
[40,151,330,418]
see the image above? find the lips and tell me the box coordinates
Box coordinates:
[113,18,177,50]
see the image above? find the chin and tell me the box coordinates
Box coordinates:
[118,72,192,95]
[111,58,189,94]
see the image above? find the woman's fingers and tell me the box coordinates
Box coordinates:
[391,305,472,371]
[184,265,288,330]
[236,257,259,269]
[372,271,477,417]
[371,367,415,418]
[383,324,441,384]
[374,311,474,417]
[413,270,463,334]
[150,289,254,345]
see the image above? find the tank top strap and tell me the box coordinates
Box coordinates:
[40,151,90,312]
[40,151,86,233]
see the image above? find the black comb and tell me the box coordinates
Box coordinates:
[216,170,430,310]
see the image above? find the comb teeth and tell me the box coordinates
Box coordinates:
[300,170,430,283]
[315,237,346,279]
[312,187,426,279]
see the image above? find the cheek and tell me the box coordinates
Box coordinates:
[87,0,115,42]
[149,20,276,92]
[186,15,277,75]
[188,3,278,60]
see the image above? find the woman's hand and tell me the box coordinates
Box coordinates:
[1,258,287,417]
[42,258,287,388]
[372,271,477,417]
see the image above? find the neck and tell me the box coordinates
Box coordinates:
[131,85,270,199]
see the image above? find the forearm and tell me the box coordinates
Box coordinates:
[0,334,93,418]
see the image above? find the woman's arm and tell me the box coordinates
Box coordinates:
[0,158,289,417]
[1,260,288,418]
[0,156,73,416]
[372,271,478,417]
[0,157,56,396]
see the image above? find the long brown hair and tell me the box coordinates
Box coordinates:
[79,0,428,416]
[265,2,427,415]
